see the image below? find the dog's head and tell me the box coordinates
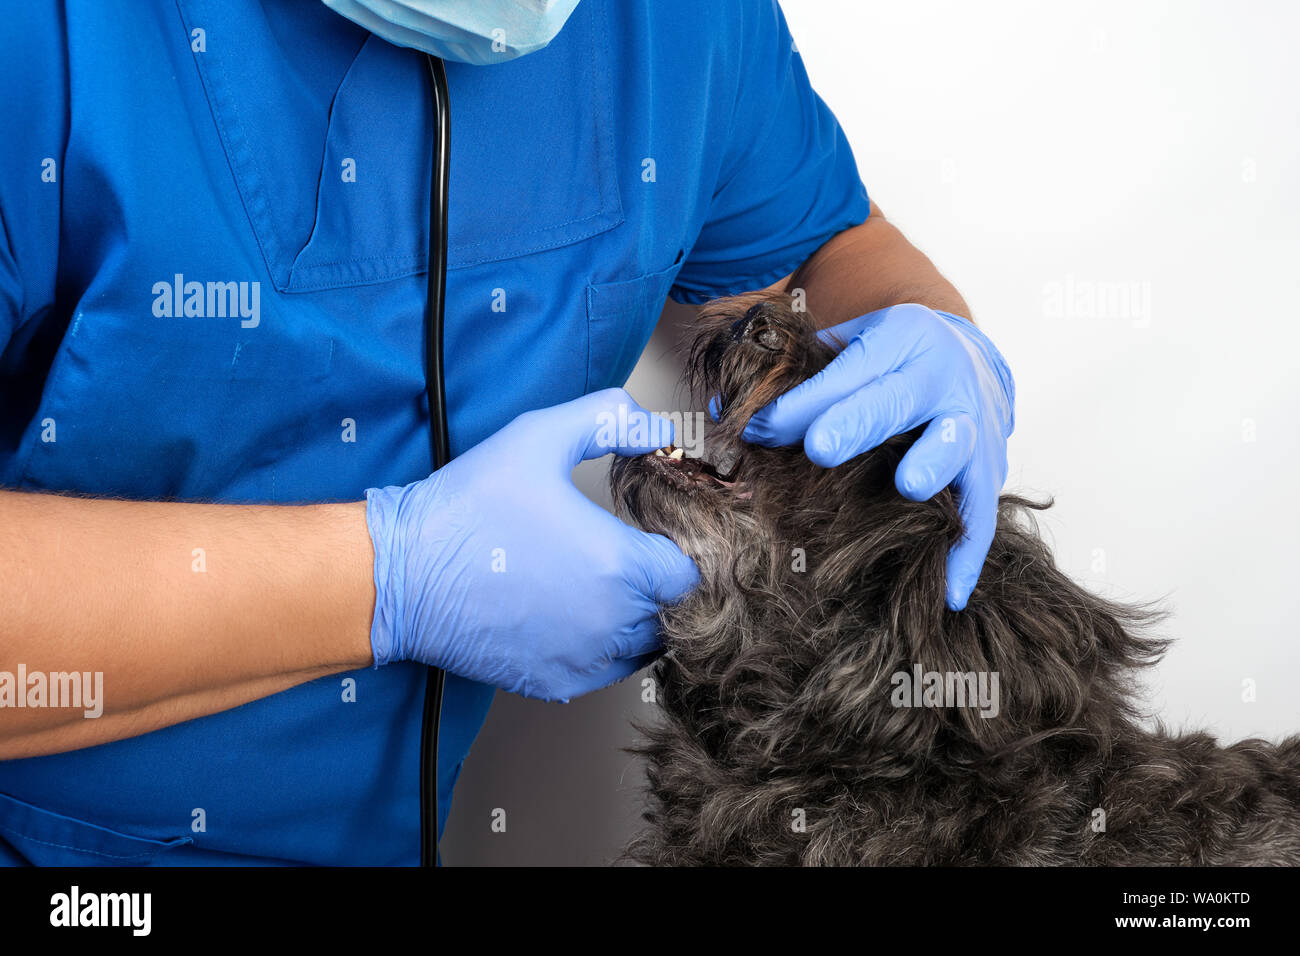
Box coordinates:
[611,292,961,614]
[610,292,858,583]
[610,293,1164,772]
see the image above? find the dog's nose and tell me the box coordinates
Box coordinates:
[731,301,784,351]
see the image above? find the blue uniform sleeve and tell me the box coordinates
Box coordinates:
[0,1,65,354]
[669,0,870,305]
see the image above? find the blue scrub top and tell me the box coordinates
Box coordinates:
[0,0,868,865]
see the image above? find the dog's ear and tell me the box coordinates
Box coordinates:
[793,436,1168,762]
[883,498,1169,758]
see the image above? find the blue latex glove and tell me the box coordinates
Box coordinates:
[364,388,699,701]
[740,303,1015,611]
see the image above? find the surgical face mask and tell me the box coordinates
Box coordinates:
[321,0,581,65]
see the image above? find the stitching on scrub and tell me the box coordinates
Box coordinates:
[447,1,622,269]
[181,0,368,292]
[590,0,621,234]
[583,283,594,394]
[287,0,618,282]
[711,0,749,202]
[174,0,280,286]
[296,5,619,277]
[288,36,375,278]
[12,306,86,487]
[451,0,621,257]
[447,208,612,252]
[180,1,619,290]
[292,251,424,270]
[0,822,179,861]
[220,58,283,276]
[288,255,424,292]
[290,203,616,278]
[295,209,613,269]
[447,209,623,271]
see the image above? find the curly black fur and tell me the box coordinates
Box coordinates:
[610,293,1300,866]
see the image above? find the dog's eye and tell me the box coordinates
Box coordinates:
[733,303,787,352]
[754,326,783,351]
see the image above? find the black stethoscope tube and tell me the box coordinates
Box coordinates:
[420,53,451,868]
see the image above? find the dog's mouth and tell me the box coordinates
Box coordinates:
[639,443,749,495]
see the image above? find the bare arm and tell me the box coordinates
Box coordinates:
[0,491,375,759]
[768,202,971,323]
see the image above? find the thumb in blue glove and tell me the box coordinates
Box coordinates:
[365,388,699,701]
[738,303,1015,611]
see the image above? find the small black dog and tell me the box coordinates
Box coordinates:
[610,293,1300,866]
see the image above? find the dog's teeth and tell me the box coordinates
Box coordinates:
[669,448,685,460]
[654,448,666,457]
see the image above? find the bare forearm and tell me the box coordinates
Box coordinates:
[0,491,375,757]
[780,203,971,324]
[2,668,340,759]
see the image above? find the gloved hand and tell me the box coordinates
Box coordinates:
[364,388,699,700]
[739,303,1015,611]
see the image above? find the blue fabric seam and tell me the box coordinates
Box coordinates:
[0,822,191,862]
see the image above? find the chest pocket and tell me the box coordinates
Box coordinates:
[586,258,683,392]
[179,0,623,294]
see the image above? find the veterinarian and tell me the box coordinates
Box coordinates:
[0,0,1014,864]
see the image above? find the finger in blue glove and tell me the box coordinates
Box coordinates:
[365,388,699,700]
[734,303,1014,611]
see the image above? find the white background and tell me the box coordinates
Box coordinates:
[445,0,1300,864]
[772,0,1300,741]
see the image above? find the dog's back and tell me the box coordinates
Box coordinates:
[626,474,1300,866]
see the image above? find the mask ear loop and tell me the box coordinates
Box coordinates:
[420,52,452,869]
